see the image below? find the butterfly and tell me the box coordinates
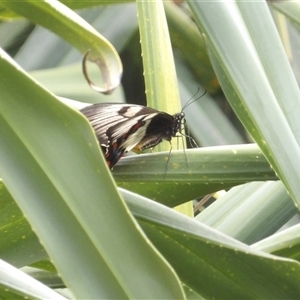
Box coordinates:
[80,102,190,169]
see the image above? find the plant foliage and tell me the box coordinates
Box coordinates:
[0,1,300,299]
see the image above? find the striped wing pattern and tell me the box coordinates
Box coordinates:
[80,103,183,168]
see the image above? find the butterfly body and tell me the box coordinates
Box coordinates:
[80,103,185,169]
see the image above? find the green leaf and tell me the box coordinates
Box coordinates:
[0,0,134,19]
[165,2,218,93]
[136,0,181,140]
[136,0,192,215]
[114,144,276,206]
[123,189,300,299]
[2,2,300,298]
[197,181,297,244]
[187,1,300,208]
[270,1,300,26]
[30,63,125,104]
[0,49,184,299]
[1,0,122,93]
[252,224,300,262]
[0,180,45,267]
[0,259,66,300]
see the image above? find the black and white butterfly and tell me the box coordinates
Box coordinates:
[81,51,204,169]
[80,103,189,169]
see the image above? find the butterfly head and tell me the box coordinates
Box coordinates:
[170,89,206,142]
[172,111,186,137]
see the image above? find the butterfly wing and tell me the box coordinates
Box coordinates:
[81,103,173,168]
[80,103,142,146]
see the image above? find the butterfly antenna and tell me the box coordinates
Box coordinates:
[181,89,207,112]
